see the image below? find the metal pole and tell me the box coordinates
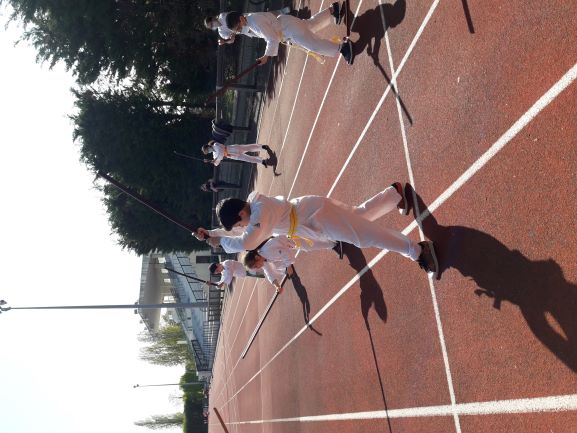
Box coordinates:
[134,382,204,388]
[2,302,208,312]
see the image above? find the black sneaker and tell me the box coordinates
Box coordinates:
[331,2,344,24]
[417,241,438,278]
[340,39,355,65]
[332,241,344,259]
[391,182,408,215]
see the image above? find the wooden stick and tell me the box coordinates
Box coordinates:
[240,274,289,359]
[212,407,230,433]
[165,266,219,286]
[173,150,208,163]
[205,61,260,103]
[97,171,197,234]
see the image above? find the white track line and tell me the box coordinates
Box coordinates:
[228,393,577,424]
[286,0,365,197]
[381,3,461,432]
[220,0,440,409]
[211,280,259,403]
[327,0,440,197]
[218,61,577,410]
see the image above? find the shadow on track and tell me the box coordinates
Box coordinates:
[288,266,322,335]
[342,242,388,327]
[341,242,394,432]
[410,187,577,373]
[346,0,412,125]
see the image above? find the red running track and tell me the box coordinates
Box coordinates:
[208,1,577,432]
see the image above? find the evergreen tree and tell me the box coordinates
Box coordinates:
[72,89,213,254]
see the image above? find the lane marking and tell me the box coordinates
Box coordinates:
[286,0,365,197]
[221,0,442,409]
[381,4,461,432]
[218,61,577,410]
[228,393,577,424]
[327,0,440,197]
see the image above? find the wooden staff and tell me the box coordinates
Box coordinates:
[173,150,209,163]
[165,266,219,287]
[97,171,199,234]
[212,407,230,433]
[205,61,261,103]
[240,274,289,359]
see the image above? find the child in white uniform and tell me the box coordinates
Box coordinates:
[194,182,439,277]
[209,259,264,288]
[225,2,355,65]
[243,235,339,292]
[201,140,273,167]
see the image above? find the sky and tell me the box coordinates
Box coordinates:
[0,8,185,433]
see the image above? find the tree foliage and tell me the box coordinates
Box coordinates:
[181,371,207,433]
[7,0,218,96]
[138,321,194,366]
[72,89,214,254]
[135,413,184,430]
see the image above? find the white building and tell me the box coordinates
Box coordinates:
[138,250,225,379]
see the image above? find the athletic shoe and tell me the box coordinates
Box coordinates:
[417,241,438,278]
[332,241,344,259]
[340,39,355,65]
[391,182,408,215]
[331,2,344,24]
[280,6,291,14]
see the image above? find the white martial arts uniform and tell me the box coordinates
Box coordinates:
[210,142,264,166]
[243,8,340,58]
[208,187,422,260]
[217,260,247,286]
[253,236,336,285]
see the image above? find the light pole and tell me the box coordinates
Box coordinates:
[133,382,204,389]
[0,299,208,314]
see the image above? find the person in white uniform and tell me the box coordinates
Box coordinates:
[225,2,355,65]
[201,140,273,167]
[209,260,247,288]
[204,7,291,45]
[243,235,340,292]
[209,259,265,288]
[194,182,439,277]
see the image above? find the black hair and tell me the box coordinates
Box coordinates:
[216,197,247,231]
[209,262,219,274]
[225,11,243,30]
[203,16,215,28]
[243,250,259,268]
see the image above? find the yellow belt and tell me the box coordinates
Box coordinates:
[288,206,314,248]
[279,31,328,64]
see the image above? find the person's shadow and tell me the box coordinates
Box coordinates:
[342,242,388,328]
[288,266,322,335]
[346,0,412,125]
[409,187,577,372]
[341,242,394,433]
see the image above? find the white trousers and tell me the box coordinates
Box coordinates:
[279,8,340,57]
[226,144,264,164]
[294,186,421,261]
